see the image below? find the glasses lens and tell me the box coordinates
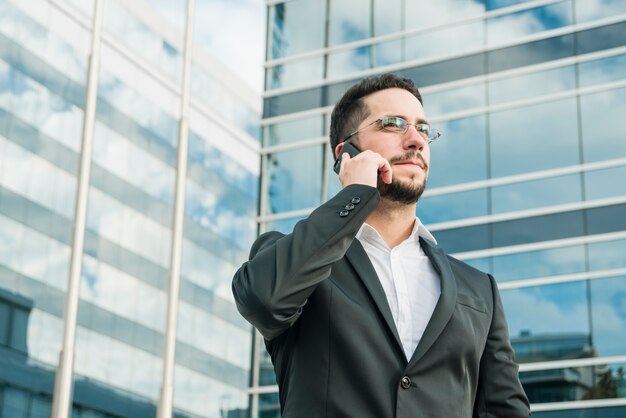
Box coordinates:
[427,128,441,142]
[381,116,407,132]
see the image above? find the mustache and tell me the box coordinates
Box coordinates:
[389,151,428,170]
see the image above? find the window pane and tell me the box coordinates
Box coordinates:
[486,0,535,10]
[588,239,626,271]
[489,65,576,105]
[576,0,626,23]
[492,210,584,248]
[266,115,324,147]
[405,21,484,63]
[578,53,626,88]
[433,224,490,254]
[492,245,586,282]
[533,406,626,418]
[521,363,626,404]
[269,0,327,58]
[374,0,402,36]
[0,302,9,345]
[1,387,29,418]
[503,281,590,362]
[488,34,575,73]
[267,146,323,214]
[266,56,325,91]
[487,1,573,46]
[327,46,371,78]
[405,0,485,29]
[584,165,626,201]
[329,0,371,45]
[267,216,305,235]
[10,308,28,353]
[590,275,626,357]
[491,174,582,214]
[373,39,404,67]
[418,189,488,224]
[428,115,488,187]
[423,83,485,116]
[489,98,579,177]
[585,203,626,236]
[580,87,626,163]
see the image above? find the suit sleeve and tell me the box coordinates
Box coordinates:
[232,184,380,341]
[474,274,531,418]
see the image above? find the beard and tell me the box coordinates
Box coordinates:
[377,151,428,204]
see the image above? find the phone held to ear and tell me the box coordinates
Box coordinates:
[333,142,361,174]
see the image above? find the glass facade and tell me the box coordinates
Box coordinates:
[258,0,626,417]
[0,0,260,417]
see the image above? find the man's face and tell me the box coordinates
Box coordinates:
[352,88,431,204]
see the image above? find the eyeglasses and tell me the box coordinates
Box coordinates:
[343,116,442,144]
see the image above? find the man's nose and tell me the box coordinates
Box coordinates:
[403,125,427,150]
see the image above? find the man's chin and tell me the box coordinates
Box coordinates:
[377,178,426,205]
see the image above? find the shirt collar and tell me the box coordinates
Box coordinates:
[356,217,438,246]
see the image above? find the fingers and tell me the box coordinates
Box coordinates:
[338,150,392,188]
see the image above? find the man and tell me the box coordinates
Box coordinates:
[232,74,530,417]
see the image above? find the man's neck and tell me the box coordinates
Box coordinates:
[365,200,417,249]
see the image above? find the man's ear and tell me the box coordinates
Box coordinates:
[334,142,344,159]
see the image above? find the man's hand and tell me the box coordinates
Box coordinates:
[338,150,392,188]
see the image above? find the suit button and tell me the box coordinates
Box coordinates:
[351,197,361,204]
[345,203,355,210]
[400,376,411,389]
[339,210,349,217]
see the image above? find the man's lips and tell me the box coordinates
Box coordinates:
[393,161,424,169]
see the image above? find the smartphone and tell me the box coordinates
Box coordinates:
[333,142,361,174]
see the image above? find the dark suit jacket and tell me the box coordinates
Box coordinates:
[233,184,530,418]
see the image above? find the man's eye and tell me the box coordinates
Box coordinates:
[382,117,406,129]
[417,124,430,133]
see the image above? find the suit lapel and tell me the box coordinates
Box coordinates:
[345,241,404,352]
[408,237,458,366]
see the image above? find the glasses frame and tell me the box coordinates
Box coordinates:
[342,116,442,144]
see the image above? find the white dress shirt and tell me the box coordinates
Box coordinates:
[356,218,441,361]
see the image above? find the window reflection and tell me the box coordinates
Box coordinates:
[267,146,323,214]
[487,1,573,46]
[427,115,488,188]
[329,0,371,46]
[576,0,626,24]
[0,59,83,152]
[423,82,485,117]
[489,98,579,177]
[588,239,626,271]
[502,281,591,361]
[405,0,484,30]
[104,0,182,81]
[266,115,325,147]
[266,55,325,91]
[580,87,626,163]
[491,173,582,214]
[590,276,626,357]
[374,0,402,36]
[488,65,576,105]
[327,46,371,78]
[492,245,586,282]
[521,363,626,404]
[269,0,327,59]
[418,189,488,224]
[405,21,484,63]
[267,216,305,235]
[578,53,626,88]
[584,165,626,201]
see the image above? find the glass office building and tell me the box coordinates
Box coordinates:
[0,0,260,416]
[255,0,626,417]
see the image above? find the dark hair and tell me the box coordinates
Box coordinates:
[329,73,423,156]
